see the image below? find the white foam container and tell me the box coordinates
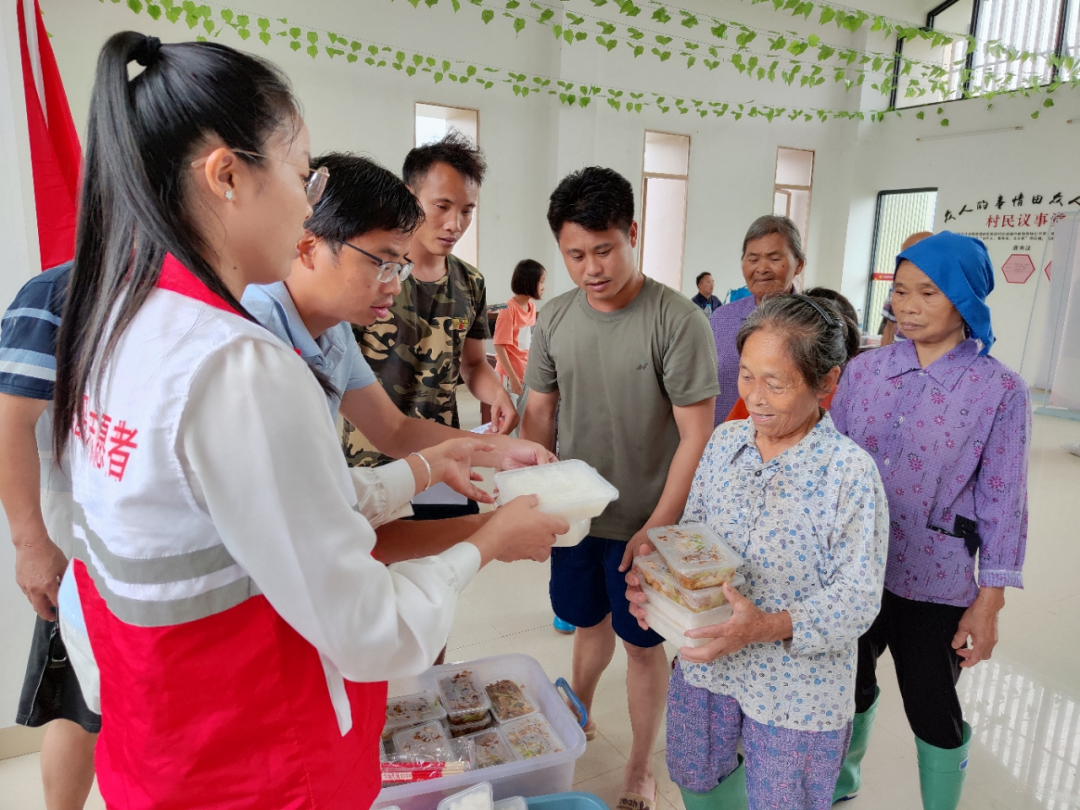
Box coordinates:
[372,654,586,809]
[494,460,618,525]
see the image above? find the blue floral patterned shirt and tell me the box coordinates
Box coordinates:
[678,414,889,731]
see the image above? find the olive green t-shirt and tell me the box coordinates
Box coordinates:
[525,276,719,541]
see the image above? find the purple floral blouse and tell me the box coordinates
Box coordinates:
[831,339,1030,607]
[710,294,758,426]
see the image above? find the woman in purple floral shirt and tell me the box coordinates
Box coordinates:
[830,231,1030,810]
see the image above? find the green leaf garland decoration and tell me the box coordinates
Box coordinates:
[403,0,1078,105]
[96,0,1073,124]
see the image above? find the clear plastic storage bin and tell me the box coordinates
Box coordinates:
[494,460,619,525]
[373,654,587,810]
[648,523,742,590]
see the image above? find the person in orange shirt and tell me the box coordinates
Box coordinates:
[493,259,546,420]
[725,287,860,422]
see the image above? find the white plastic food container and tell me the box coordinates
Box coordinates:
[493,460,619,526]
[373,654,587,809]
[641,580,733,649]
[500,714,564,761]
[648,523,742,590]
[437,669,493,728]
[383,690,448,741]
[437,782,493,810]
[484,679,540,724]
[461,728,516,770]
[632,553,745,613]
[393,719,452,758]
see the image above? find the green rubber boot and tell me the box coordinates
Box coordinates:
[832,686,880,803]
[915,723,972,810]
[679,758,748,810]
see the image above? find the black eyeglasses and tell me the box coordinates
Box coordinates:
[332,239,413,282]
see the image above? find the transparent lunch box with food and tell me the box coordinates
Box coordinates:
[647,523,742,590]
[640,578,735,649]
[632,553,744,613]
[437,669,494,727]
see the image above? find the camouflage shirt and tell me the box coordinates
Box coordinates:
[344,254,489,467]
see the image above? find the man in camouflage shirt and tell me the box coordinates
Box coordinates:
[348,133,516,516]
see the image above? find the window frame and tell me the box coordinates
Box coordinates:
[888,0,1073,111]
[864,187,939,332]
[638,129,692,291]
[772,146,815,254]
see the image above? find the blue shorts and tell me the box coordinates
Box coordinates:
[549,535,664,649]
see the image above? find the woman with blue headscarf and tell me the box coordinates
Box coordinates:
[828,231,1031,810]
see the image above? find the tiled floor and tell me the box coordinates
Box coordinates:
[2,401,1079,809]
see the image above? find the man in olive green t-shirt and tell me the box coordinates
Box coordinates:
[521,167,718,807]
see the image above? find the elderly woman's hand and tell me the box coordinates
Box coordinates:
[952,586,1005,668]
[679,582,793,664]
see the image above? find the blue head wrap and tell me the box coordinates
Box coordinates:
[896,230,995,355]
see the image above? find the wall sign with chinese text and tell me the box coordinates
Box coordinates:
[942,189,1077,285]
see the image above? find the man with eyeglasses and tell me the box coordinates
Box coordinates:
[242,153,553,549]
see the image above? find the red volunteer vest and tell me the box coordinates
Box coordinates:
[73,256,387,808]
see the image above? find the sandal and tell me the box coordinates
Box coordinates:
[564,697,598,741]
[615,791,656,810]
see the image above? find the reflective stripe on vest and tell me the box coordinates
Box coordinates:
[71,501,255,627]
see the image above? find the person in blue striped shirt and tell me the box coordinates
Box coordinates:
[0,263,100,810]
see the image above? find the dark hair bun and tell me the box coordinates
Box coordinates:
[132,35,161,68]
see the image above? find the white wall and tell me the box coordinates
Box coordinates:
[39,0,884,303]
[839,91,1080,376]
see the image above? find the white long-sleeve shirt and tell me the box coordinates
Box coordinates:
[180,337,480,681]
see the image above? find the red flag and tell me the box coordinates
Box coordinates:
[17,0,81,270]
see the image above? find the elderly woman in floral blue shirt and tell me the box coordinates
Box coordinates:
[628,293,889,810]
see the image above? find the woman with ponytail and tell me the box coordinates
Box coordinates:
[55,33,564,808]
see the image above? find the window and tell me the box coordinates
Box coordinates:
[864,189,938,332]
[639,131,690,291]
[892,0,1076,109]
[893,2,973,108]
[414,103,480,267]
[772,147,814,252]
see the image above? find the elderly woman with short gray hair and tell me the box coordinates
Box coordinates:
[711,215,806,425]
[628,293,889,810]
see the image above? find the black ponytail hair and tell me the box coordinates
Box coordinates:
[54,32,304,458]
